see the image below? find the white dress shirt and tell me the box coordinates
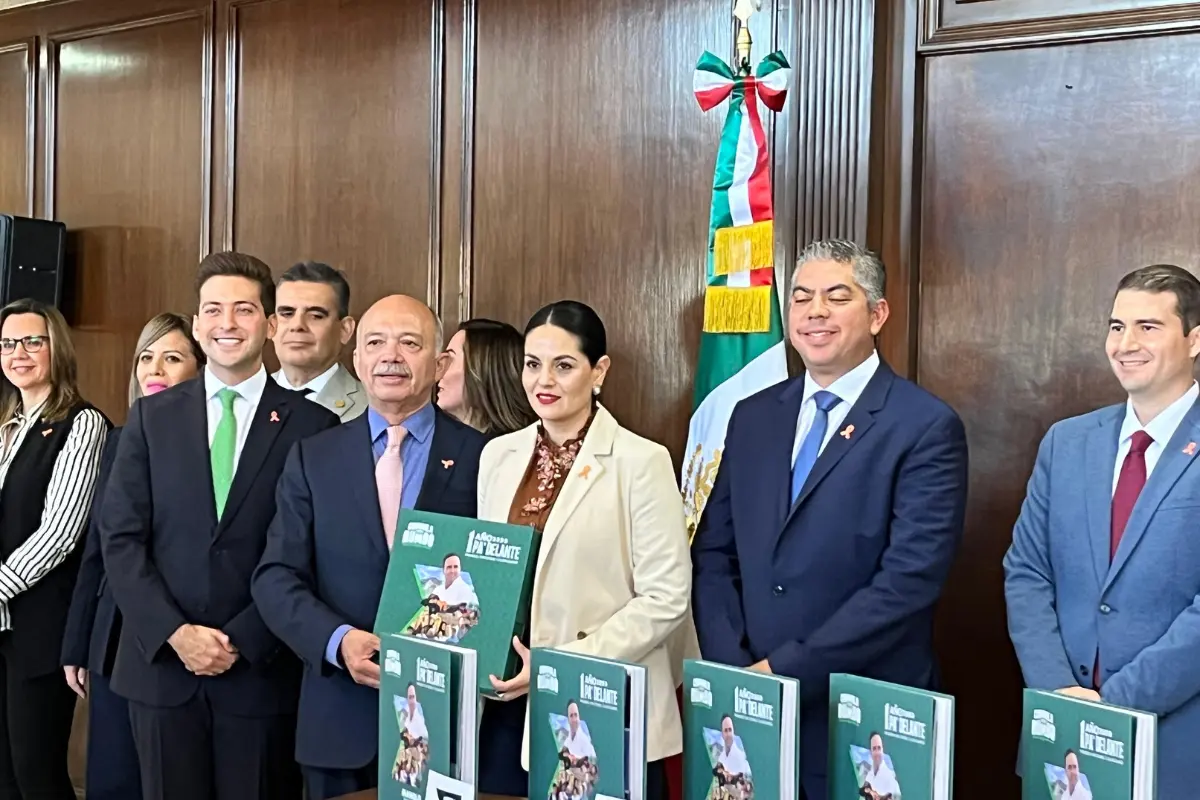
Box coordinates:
[1112,382,1198,495]
[791,350,881,467]
[402,700,428,740]
[272,362,338,395]
[864,761,901,796]
[205,365,268,471]
[1063,779,1093,800]
[564,726,596,761]
[431,577,479,607]
[716,740,750,777]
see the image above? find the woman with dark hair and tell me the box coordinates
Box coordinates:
[61,312,204,800]
[0,299,109,799]
[437,318,537,437]
[476,300,692,800]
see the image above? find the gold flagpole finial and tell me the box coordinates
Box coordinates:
[733,0,761,74]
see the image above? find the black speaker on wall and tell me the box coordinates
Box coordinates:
[0,215,66,308]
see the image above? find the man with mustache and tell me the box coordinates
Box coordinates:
[271,261,365,421]
[253,294,485,799]
[101,252,339,800]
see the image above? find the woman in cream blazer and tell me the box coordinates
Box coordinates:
[477,300,692,800]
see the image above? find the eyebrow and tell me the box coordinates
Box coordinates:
[1110,317,1166,326]
[793,283,853,295]
[277,304,330,313]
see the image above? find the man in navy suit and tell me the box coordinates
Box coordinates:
[1005,265,1200,798]
[101,253,339,800]
[252,294,485,800]
[691,239,968,800]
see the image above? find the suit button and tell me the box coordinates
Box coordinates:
[1099,604,1112,614]
[1080,665,1089,676]
[773,585,785,596]
[576,631,586,640]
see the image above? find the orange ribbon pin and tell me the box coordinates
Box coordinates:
[579,465,592,479]
[840,424,855,439]
[269,411,280,423]
[442,459,454,469]
[1185,442,1197,456]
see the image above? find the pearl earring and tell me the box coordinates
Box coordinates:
[592,386,601,396]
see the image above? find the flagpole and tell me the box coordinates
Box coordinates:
[734,0,756,75]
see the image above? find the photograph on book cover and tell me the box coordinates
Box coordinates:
[546,700,600,800]
[389,685,431,788]
[849,735,903,800]
[402,555,481,644]
[703,715,755,800]
[1043,755,1094,800]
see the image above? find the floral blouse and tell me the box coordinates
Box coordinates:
[506,412,596,532]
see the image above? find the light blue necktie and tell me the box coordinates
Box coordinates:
[790,390,842,505]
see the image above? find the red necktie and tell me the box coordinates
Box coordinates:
[1111,430,1153,559]
[1096,430,1153,688]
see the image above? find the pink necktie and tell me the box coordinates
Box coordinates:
[376,425,407,549]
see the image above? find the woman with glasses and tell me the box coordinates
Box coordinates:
[61,313,204,800]
[0,298,108,799]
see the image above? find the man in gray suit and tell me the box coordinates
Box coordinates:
[1005,263,1200,798]
[272,261,366,421]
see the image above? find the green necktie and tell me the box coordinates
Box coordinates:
[211,388,239,518]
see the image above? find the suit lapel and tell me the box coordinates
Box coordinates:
[1105,401,1200,591]
[779,365,894,534]
[487,425,537,523]
[1083,412,1120,588]
[218,381,290,532]
[535,407,616,584]
[346,414,388,556]
[766,380,804,529]
[415,410,458,511]
[181,380,218,528]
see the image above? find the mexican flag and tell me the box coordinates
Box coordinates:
[682,50,791,540]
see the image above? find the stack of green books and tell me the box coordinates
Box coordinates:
[374,510,539,695]
[828,673,954,800]
[682,659,800,800]
[529,647,648,800]
[377,634,478,800]
[1021,689,1156,800]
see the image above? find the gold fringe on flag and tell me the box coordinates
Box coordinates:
[703,285,772,333]
[712,220,774,276]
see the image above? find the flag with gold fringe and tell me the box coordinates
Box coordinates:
[681,42,790,541]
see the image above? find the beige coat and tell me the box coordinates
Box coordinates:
[477,404,693,767]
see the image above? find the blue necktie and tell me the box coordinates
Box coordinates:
[790,390,842,505]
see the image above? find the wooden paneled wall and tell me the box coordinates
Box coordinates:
[6,0,1200,798]
[872,0,1200,796]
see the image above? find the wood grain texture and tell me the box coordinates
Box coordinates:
[471,0,738,464]
[795,0,874,246]
[0,40,34,217]
[923,0,1200,51]
[49,11,208,421]
[223,0,435,313]
[918,34,1200,797]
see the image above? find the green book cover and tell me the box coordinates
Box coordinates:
[374,509,538,694]
[378,634,453,800]
[530,647,644,800]
[1022,689,1157,800]
[828,674,955,800]
[683,659,801,800]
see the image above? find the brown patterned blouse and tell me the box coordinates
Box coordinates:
[506,412,596,531]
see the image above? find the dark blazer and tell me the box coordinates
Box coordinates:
[100,376,338,715]
[251,407,484,769]
[61,426,123,675]
[691,362,968,800]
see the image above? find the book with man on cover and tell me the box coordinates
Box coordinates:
[378,634,478,800]
[374,509,538,694]
[529,647,648,800]
[828,673,955,800]
[1021,688,1156,800]
[682,659,800,800]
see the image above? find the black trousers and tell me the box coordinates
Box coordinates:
[85,672,142,800]
[302,761,377,800]
[128,684,300,800]
[0,651,78,800]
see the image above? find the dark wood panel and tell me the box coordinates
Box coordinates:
[0,40,34,217]
[918,33,1200,797]
[224,0,435,315]
[49,11,209,421]
[472,0,742,463]
[923,0,1200,50]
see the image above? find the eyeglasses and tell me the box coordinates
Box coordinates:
[0,335,47,355]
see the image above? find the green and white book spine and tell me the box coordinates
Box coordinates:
[378,633,479,800]
[1022,688,1156,800]
[682,659,800,800]
[828,673,955,800]
[529,647,648,800]
[374,509,539,695]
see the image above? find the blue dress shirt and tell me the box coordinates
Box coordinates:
[325,402,437,666]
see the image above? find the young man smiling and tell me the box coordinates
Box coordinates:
[1006,264,1200,799]
[101,252,338,800]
